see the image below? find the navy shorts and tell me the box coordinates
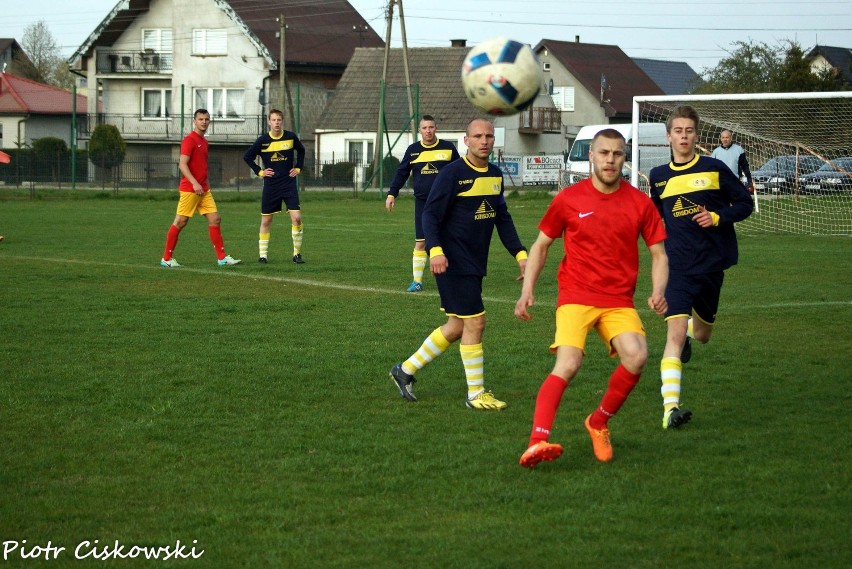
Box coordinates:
[665,270,725,324]
[413,196,426,241]
[261,186,300,215]
[435,273,485,318]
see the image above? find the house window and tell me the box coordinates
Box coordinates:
[192,29,228,56]
[194,88,245,119]
[551,86,575,112]
[542,62,551,72]
[143,29,172,52]
[347,140,374,165]
[142,89,172,118]
[142,28,173,71]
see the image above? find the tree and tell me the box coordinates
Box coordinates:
[695,40,842,94]
[88,125,127,181]
[16,20,74,89]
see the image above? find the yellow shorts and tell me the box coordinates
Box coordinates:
[551,304,645,357]
[176,191,218,218]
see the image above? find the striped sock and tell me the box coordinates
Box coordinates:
[460,343,484,397]
[412,249,427,283]
[402,328,451,376]
[661,357,683,412]
[291,224,303,255]
[259,232,270,259]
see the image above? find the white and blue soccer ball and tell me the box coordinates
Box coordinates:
[461,37,542,116]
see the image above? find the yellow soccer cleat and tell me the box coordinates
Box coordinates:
[465,391,507,410]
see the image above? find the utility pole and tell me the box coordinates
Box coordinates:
[278,14,285,111]
[372,0,396,187]
[278,14,296,131]
[397,0,416,143]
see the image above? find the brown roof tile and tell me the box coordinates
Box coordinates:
[536,39,664,117]
[319,46,488,132]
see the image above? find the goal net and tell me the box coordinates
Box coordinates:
[632,92,852,236]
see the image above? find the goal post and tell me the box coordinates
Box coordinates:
[632,92,852,236]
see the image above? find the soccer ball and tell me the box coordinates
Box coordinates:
[461,37,542,116]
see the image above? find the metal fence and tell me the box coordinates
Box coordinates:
[0,153,383,194]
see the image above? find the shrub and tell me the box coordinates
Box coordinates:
[88,124,127,174]
[366,155,400,187]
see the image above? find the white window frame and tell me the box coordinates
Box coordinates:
[347,140,374,166]
[194,88,245,120]
[192,29,228,56]
[142,28,172,52]
[141,88,172,120]
[551,86,575,112]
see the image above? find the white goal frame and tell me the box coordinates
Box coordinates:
[632,92,852,236]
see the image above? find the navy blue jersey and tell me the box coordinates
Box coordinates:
[243,130,305,192]
[649,155,753,274]
[388,139,460,200]
[423,156,526,276]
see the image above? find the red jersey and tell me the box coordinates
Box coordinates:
[539,178,666,308]
[178,130,209,192]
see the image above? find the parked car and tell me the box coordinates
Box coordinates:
[752,155,822,194]
[798,157,852,195]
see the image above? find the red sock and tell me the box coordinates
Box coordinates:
[529,374,569,446]
[588,365,641,429]
[208,225,226,260]
[163,224,180,260]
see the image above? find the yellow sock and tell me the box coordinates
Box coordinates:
[687,317,694,339]
[460,343,484,397]
[661,357,683,411]
[402,328,451,376]
[259,232,270,259]
[291,224,303,255]
[412,249,427,283]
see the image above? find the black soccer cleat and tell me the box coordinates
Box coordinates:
[258,257,268,264]
[681,337,692,363]
[292,254,305,264]
[390,363,417,402]
[663,407,693,429]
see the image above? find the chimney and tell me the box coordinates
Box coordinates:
[575,35,580,43]
[451,39,467,48]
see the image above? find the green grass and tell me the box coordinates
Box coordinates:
[1,191,850,568]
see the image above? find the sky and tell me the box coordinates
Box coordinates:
[1,0,851,76]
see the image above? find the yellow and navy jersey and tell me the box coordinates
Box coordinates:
[423,156,526,276]
[243,130,305,191]
[388,139,460,200]
[649,154,753,274]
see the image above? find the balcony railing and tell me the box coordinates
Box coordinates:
[79,114,267,143]
[518,107,563,134]
[96,50,173,74]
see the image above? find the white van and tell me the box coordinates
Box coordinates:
[564,123,669,187]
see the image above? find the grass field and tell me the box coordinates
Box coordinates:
[1,190,850,568]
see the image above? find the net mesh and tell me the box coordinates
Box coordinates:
[635,93,852,236]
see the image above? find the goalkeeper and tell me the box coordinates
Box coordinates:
[711,129,754,193]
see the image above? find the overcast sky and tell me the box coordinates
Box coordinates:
[2,0,850,75]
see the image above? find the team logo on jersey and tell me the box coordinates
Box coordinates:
[672,196,702,218]
[270,152,287,162]
[474,199,496,220]
[689,176,712,189]
[421,162,439,175]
